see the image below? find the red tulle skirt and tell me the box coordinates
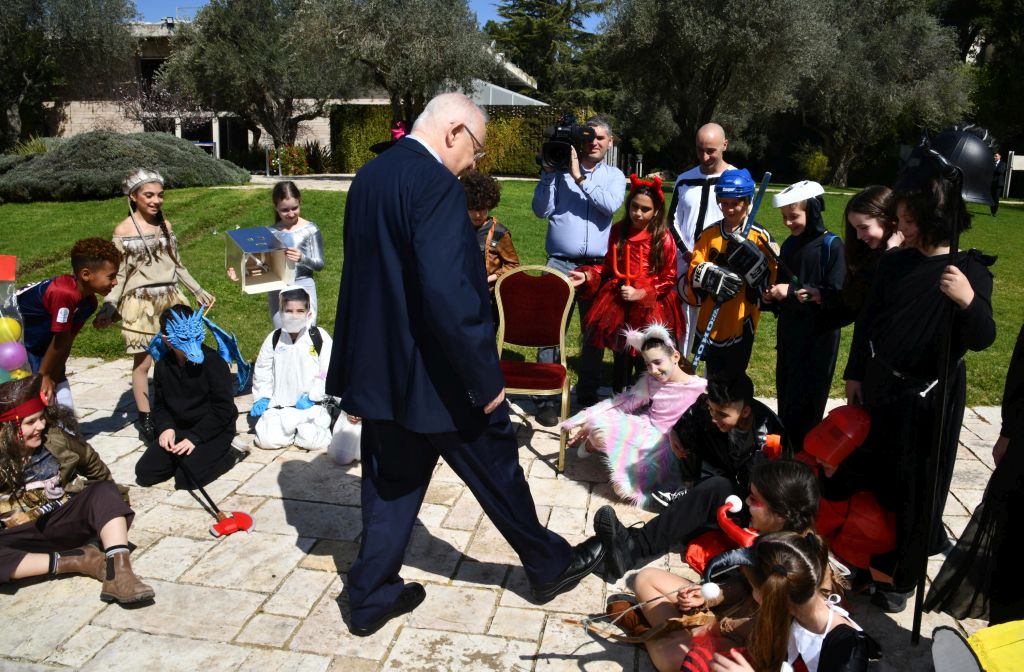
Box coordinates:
[582,280,685,351]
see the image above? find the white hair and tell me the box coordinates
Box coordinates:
[412,92,487,136]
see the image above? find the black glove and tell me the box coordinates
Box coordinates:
[693,262,743,302]
[726,237,770,288]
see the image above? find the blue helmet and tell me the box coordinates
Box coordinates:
[715,168,756,199]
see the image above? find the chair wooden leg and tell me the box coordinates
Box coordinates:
[558,384,570,474]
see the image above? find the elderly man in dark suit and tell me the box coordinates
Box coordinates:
[326,92,605,637]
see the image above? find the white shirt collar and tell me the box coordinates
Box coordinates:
[406,133,443,164]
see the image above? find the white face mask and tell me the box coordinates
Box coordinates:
[281,313,308,333]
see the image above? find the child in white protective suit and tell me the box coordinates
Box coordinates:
[249,286,334,451]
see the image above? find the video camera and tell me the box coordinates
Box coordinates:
[539,113,595,171]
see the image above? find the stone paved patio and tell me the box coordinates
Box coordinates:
[0,356,998,671]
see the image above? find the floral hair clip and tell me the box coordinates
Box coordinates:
[629,173,664,203]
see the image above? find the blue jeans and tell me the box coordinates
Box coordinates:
[536,256,605,406]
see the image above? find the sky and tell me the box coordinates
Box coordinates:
[135,1,601,31]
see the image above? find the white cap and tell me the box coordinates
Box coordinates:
[772,180,824,208]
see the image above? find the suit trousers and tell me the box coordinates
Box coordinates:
[347,406,572,628]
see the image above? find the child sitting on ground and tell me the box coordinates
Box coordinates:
[16,238,122,409]
[0,375,153,604]
[561,323,706,506]
[250,286,335,451]
[762,181,845,450]
[135,305,245,489]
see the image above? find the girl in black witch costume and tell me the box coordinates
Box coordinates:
[841,125,998,613]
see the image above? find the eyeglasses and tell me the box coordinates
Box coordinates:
[463,125,487,161]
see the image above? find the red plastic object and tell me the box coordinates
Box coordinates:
[817,493,896,569]
[717,495,758,548]
[209,511,254,538]
[763,434,783,460]
[803,405,871,469]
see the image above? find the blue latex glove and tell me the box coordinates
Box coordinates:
[250,397,270,417]
[295,393,315,410]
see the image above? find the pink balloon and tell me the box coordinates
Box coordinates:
[0,340,27,371]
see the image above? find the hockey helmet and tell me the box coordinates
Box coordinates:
[715,168,756,200]
[896,124,998,206]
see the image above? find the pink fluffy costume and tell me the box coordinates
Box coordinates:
[561,372,706,506]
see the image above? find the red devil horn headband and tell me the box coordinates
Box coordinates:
[629,173,664,203]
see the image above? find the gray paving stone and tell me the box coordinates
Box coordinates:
[80,632,251,671]
[0,576,106,661]
[237,453,361,506]
[253,497,361,542]
[263,567,336,618]
[407,584,499,634]
[381,627,537,671]
[86,434,144,461]
[181,531,309,591]
[132,535,218,581]
[238,648,331,672]
[401,525,472,583]
[533,611,638,671]
[92,579,264,641]
[300,538,360,573]
[235,613,301,647]
[488,606,546,641]
[43,625,119,668]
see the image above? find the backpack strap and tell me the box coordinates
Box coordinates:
[272,327,323,357]
[820,231,839,280]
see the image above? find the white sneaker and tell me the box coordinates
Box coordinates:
[650,488,688,508]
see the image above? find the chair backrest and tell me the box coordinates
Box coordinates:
[495,265,574,351]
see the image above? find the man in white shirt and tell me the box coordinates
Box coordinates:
[666,123,737,356]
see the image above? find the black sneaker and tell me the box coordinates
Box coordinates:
[593,505,639,581]
[136,412,156,443]
[535,405,560,427]
[871,586,911,613]
[650,488,688,509]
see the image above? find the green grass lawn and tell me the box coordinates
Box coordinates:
[1,181,1019,404]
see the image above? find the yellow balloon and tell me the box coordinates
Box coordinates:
[9,368,30,380]
[0,317,21,343]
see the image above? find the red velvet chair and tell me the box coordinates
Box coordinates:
[494,265,575,472]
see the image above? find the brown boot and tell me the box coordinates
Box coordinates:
[55,545,106,582]
[100,551,155,604]
[607,599,650,638]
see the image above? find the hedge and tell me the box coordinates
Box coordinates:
[0,130,250,203]
[329,104,591,176]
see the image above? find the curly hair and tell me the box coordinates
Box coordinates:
[461,170,501,211]
[0,376,79,501]
[71,237,123,273]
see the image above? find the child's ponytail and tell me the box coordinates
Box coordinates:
[746,531,827,672]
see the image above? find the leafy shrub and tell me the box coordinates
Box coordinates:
[0,130,249,202]
[8,136,62,156]
[330,104,592,176]
[302,140,335,173]
[272,145,309,176]
[792,141,832,183]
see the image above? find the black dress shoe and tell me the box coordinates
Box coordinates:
[350,582,426,637]
[535,405,560,427]
[594,505,638,582]
[530,537,605,603]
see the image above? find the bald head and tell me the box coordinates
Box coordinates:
[411,93,488,176]
[695,123,728,174]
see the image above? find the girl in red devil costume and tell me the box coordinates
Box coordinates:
[569,174,685,393]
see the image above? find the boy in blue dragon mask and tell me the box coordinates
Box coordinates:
[134,305,247,489]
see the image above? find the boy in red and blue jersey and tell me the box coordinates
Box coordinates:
[17,238,121,408]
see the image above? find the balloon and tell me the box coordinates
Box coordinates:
[0,341,27,371]
[0,316,21,343]
[0,368,10,383]
[9,368,29,380]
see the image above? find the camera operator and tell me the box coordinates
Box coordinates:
[531,115,626,426]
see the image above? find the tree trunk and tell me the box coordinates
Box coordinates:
[830,146,857,187]
[4,102,23,150]
[248,125,262,153]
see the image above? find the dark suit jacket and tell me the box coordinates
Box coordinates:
[326,137,504,435]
